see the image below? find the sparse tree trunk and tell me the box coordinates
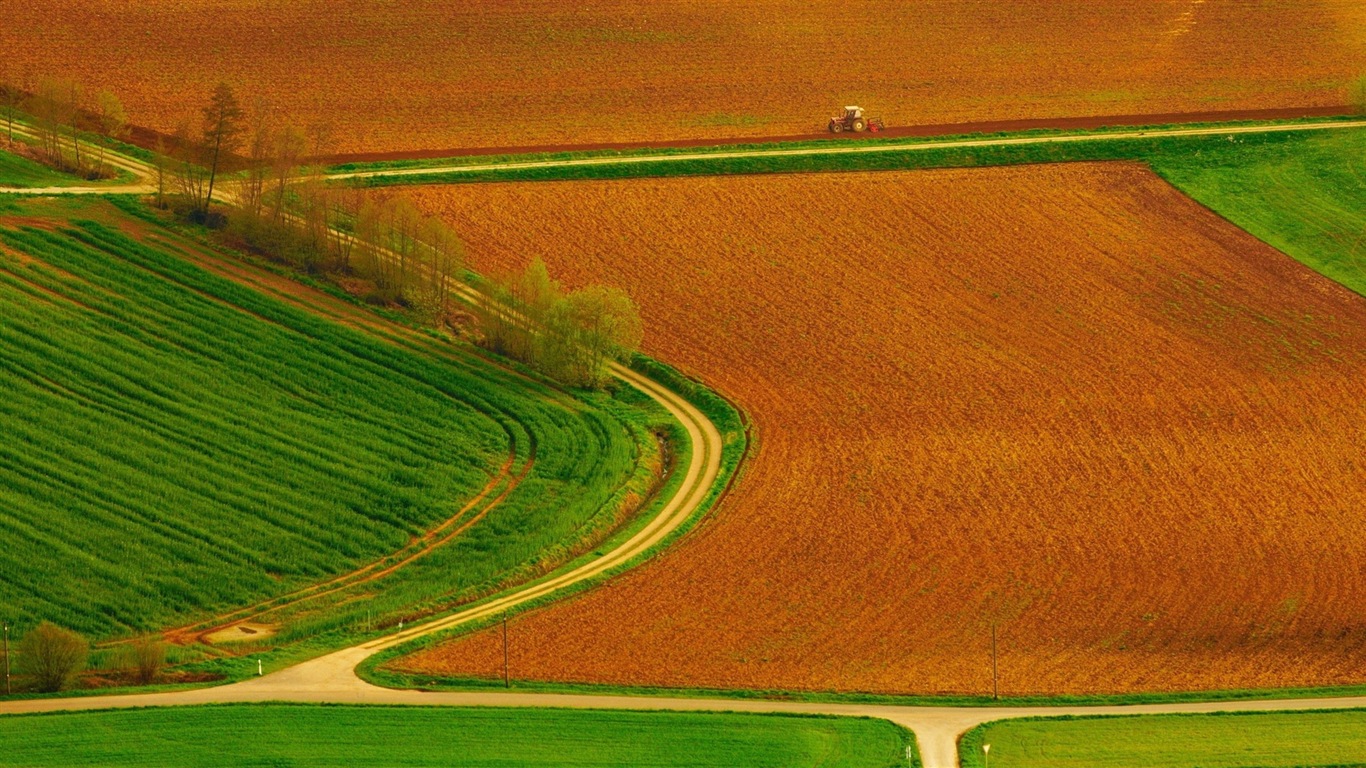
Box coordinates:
[200,83,244,216]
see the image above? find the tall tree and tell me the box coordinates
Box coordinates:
[200,83,244,216]
[66,80,83,174]
[0,71,23,142]
[93,90,128,178]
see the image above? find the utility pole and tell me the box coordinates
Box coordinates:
[502,611,510,689]
[3,621,10,696]
[991,622,999,700]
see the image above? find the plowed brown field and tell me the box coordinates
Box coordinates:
[3,1,1363,155]
[387,164,1366,695]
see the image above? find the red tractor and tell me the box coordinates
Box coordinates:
[828,106,885,134]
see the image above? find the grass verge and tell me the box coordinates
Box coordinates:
[0,703,915,768]
[959,709,1366,768]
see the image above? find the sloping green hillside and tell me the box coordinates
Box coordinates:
[0,196,656,643]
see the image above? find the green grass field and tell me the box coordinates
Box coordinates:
[960,710,1366,768]
[0,148,77,188]
[1149,128,1366,298]
[0,704,913,767]
[0,194,659,651]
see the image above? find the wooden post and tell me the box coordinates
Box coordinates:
[3,622,9,696]
[502,612,510,689]
[991,622,999,700]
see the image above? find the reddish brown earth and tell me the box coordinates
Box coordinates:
[387,164,1366,695]
[1,1,1362,155]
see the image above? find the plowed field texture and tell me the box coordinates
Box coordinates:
[0,195,649,644]
[3,1,1364,155]
[389,163,1366,696]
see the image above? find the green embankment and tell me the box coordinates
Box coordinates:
[1149,128,1366,298]
[0,149,77,188]
[0,195,656,650]
[0,704,913,768]
[960,710,1366,768]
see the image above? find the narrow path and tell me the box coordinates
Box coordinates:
[4,118,1365,195]
[325,119,1366,184]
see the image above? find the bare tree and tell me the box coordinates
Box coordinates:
[269,124,307,221]
[65,80,83,174]
[29,77,64,163]
[200,83,244,216]
[1354,74,1366,115]
[151,137,171,208]
[171,120,208,208]
[0,70,23,142]
[17,622,87,693]
[93,90,128,178]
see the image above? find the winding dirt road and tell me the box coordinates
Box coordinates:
[5,118,1366,767]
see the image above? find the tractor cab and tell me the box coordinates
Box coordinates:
[828,105,884,134]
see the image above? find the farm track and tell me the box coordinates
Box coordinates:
[316,105,1354,165]
[155,440,533,647]
[8,122,1366,768]
[325,118,1366,184]
[4,117,1366,196]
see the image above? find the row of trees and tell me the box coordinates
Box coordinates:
[478,259,643,388]
[5,622,163,693]
[149,83,464,316]
[0,72,128,180]
[1,76,643,389]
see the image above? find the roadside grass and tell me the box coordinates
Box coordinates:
[959,709,1366,768]
[0,704,915,768]
[354,669,1366,712]
[1148,128,1366,298]
[0,195,657,661]
[325,116,1363,176]
[0,147,80,188]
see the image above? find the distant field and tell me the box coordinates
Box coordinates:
[384,163,1366,695]
[1,1,1362,154]
[960,710,1366,768]
[0,704,912,767]
[0,195,649,644]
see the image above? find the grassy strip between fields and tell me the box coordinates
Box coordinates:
[324,116,1364,175]
[357,352,751,686]
[0,146,82,188]
[960,709,1366,768]
[0,703,915,768]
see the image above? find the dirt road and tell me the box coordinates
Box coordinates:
[6,116,1364,196]
[5,650,1366,768]
[316,105,1355,165]
[326,118,1366,184]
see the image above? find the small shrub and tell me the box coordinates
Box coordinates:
[131,635,166,685]
[17,622,88,693]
